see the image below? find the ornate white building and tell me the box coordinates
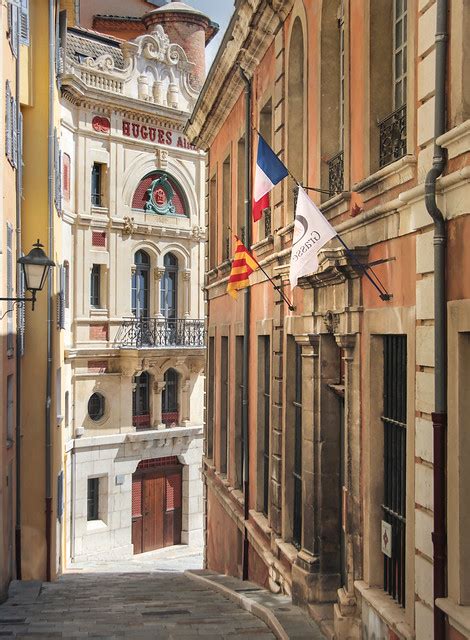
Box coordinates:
[59,4,214,562]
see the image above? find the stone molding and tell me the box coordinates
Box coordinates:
[185,0,296,148]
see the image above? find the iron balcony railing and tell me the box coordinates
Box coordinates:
[327,150,344,195]
[378,105,407,168]
[116,317,205,348]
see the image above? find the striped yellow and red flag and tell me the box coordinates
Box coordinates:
[227,239,259,299]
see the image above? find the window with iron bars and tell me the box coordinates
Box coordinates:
[260,336,271,517]
[382,335,407,606]
[292,342,302,548]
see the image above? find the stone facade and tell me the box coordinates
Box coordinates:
[60,4,212,563]
[186,1,470,639]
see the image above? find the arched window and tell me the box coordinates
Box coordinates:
[132,250,150,318]
[162,368,179,426]
[133,371,151,429]
[161,253,178,319]
[287,18,305,218]
[132,171,189,217]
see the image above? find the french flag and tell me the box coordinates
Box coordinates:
[253,134,289,222]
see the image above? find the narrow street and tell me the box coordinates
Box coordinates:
[0,547,277,639]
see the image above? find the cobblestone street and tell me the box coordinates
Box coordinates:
[0,547,278,639]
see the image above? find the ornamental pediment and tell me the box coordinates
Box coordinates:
[64,25,199,113]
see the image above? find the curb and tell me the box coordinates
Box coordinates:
[184,570,289,640]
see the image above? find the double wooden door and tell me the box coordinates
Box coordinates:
[132,460,182,554]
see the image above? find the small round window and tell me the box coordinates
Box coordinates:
[88,393,105,421]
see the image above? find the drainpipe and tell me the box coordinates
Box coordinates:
[240,67,251,581]
[46,0,56,582]
[424,1,448,637]
[15,23,22,581]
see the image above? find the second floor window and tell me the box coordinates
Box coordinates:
[133,372,150,429]
[394,0,407,110]
[90,264,101,308]
[91,163,103,206]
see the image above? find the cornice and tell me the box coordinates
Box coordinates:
[185,0,295,149]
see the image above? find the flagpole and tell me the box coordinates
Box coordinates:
[285,169,393,301]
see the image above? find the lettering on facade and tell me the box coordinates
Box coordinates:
[122,120,195,150]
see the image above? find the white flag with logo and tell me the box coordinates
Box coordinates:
[289,186,337,288]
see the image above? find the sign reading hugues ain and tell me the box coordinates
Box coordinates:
[122,120,196,150]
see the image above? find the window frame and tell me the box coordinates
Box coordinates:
[90,264,101,308]
[87,477,100,521]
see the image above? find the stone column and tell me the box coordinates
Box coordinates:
[153,379,166,429]
[334,333,360,636]
[182,269,191,318]
[181,378,191,426]
[154,267,165,318]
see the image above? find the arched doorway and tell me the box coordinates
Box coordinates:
[132,250,150,318]
[131,456,182,554]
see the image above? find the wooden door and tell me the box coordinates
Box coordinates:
[132,460,182,554]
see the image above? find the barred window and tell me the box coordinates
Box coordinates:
[219,336,229,475]
[292,342,303,548]
[87,478,100,521]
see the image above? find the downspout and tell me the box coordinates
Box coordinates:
[240,68,251,581]
[46,0,56,582]
[424,1,448,637]
[15,25,22,581]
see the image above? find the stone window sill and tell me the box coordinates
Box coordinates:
[87,519,107,532]
[351,155,416,203]
[436,597,470,638]
[90,308,108,317]
[91,206,109,216]
[249,509,271,537]
[274,538,298,565]
[252,235,274,256]
[354,580,413,640]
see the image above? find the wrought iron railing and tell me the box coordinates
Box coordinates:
[327,150,344,195]
[378,105,407,168]
[264,208,272,237]
[116,318,205,348]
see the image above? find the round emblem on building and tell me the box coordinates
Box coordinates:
[144,174,176,215]
[92,116,111,134]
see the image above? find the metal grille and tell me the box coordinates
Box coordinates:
[165,473,181,511]
[132,478,142,517]
[137,456,179,470]
[264,209,272,237]
[328,150,344,195]
[379,105,407,168]
[262,336,271,516]
[293,343,302,548]
[382,335,407,606]
[116,318,205,348]
[92,231,106,247]
[161,411,179,426]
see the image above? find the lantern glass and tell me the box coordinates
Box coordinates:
[22,261,49,292]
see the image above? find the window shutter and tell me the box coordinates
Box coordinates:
[18,111,23,197]
[9,4,19,58]
[20,0,30,46]
[5,81,12,162]
[54,129,62,215]
[12,97,18,169]
[57,265,65,330]
[6,224,14,353]
[17,258,25,356]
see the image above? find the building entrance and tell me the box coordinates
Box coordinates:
[131,457,182,554]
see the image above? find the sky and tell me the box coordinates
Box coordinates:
[178,0,235,70]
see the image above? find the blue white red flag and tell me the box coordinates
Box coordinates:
[253,134,288,222]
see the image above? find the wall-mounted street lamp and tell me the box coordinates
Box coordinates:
[1,240,55,311]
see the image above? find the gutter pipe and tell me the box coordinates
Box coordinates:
[15,24,22,581]
[240,67,252,581]
[424,1,448,637]
[46,0,55,582]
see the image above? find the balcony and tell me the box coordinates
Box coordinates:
[132,414,151,429]
[116,318,205,349]
[378,105,407,168]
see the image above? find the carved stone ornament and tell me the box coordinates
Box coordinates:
[144,174,176,215]
[324,310,340,334]
[156,148,169,170]
[191,225,204,240]
[122,216,136,235]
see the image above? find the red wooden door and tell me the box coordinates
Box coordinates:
[132,458,182,554]
[142,471,164,553]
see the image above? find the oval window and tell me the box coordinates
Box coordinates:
[88,393,105,421]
